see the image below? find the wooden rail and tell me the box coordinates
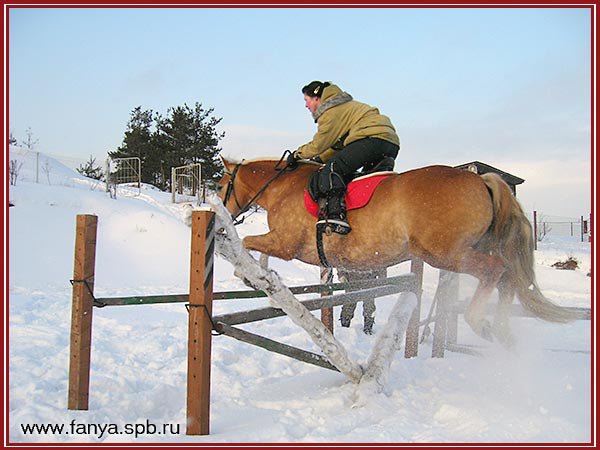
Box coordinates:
[67,211,423,437]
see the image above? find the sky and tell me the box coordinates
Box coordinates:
[6,6,593,218]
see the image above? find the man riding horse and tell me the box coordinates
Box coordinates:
[288,81,400,235]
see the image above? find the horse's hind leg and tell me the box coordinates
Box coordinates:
[493,279,517,347]
[337,271,356,327]
[456,249,506,341]
[338,269,380,334]
[362,298,376,335]
[361,268,385,334]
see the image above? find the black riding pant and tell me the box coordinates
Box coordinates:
[311,137,399,198]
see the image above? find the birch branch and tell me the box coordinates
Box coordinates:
[208,194,364,383]
[358,293,417,394]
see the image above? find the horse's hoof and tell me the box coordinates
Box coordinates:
[493,328,517,349]
[479,322,494,342]
[340,317,352,328]
[467,318,494,342]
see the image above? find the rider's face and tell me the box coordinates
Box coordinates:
[304,94,320,114]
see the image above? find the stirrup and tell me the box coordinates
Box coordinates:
[316,218,352,235]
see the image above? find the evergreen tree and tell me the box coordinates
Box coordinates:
[108,107,161,186]
[156,103,225,183]
[111,103,225,192]
[77,155,104,180]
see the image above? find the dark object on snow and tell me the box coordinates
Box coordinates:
[551,257,579,270]
[9,202,15,207]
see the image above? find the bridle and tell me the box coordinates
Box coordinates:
[222,151,295,225]
[223,160,244,215]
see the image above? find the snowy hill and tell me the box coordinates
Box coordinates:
[7,151,592,444]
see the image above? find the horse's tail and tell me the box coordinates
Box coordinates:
[480,173,581,322]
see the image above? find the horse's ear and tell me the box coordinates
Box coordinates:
[220,155,236,173]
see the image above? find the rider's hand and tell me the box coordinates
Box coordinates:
[286,151,299,169]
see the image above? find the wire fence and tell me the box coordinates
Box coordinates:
[527,212,592,243]
[9,146,100,180]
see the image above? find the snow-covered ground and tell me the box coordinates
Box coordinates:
[6,150,593,444]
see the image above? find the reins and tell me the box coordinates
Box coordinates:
[226,150,295,225]
[224,150,335,284]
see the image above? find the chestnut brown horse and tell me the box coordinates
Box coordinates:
[217,157,579,344]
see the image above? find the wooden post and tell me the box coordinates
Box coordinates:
[320,267,334,333]
[533,210,538,250]
[171,167,176,203]
[186,210,215,436]
[68,214,98,410]
[432,271,460,358]
[446,278,460,347]
[404,258,423,358]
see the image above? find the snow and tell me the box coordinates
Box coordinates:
[7,150,593,444]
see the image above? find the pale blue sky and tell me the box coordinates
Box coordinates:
[8,7,592,217]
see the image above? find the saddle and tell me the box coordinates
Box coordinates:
[304,167,395,218]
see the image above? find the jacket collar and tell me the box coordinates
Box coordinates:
[313,87,353,122]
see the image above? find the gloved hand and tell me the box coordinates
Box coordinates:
[286,150,299,170]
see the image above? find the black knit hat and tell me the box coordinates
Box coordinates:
[302,81,331,98]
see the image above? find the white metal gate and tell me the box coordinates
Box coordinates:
[171,163,202,204]
[105,157,142,198]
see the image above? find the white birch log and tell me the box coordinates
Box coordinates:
[358,293,417,394]
[208,194,364,383]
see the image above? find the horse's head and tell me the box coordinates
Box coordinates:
[217,155,317,218]
[216,157,249,217]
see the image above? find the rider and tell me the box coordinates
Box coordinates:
[288,81,400,235]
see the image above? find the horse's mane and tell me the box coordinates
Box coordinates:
[226,157,322,167]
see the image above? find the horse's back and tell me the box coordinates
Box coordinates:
[357,165,494,248]
[385,165,491,211]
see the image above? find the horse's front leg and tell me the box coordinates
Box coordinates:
[243,232,299,261]
[232,233,291,288]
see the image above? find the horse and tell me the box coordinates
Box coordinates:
[216,157,579,345]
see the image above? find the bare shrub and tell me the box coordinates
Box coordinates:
[9,159,24,186]
[551,257,579,270]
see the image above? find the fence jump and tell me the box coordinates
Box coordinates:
[67,209,422,436]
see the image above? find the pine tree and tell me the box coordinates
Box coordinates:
[110,103,225,192]
[156,102,225,183]
[108,107,160,186]
[77,155,104,180]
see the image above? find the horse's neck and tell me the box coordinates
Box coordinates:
[241,163,313,209]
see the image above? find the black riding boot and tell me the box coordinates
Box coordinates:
[316,194,351,235]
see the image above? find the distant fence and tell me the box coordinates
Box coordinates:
[530,211,592,245]
[105,157,141,198]
[171,163,203,205]
[9,146,94,184]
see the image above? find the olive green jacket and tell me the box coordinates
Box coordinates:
[295,84,400,162]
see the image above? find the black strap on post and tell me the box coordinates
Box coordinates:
[185,303,224,336]
[70,279,106,308]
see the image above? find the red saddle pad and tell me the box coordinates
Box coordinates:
[304,173,393,218]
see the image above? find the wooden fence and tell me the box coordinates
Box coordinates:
[67,211,423,435]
